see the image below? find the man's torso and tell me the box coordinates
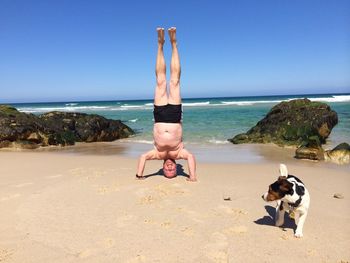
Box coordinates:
[153,122,183,159]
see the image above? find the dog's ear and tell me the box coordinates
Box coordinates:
[280,179,293,194]
[278,176,287,181]
[279,164,288,177]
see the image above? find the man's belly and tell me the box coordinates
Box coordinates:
[153,123,182,151]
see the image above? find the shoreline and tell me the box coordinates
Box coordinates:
[1,140,349,171]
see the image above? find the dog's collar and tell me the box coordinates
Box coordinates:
[288,195,302,208]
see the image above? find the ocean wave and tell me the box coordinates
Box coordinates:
[121,139,154,144]
[183,101,210,106]
[128,118,138,123]
[308,95,350,103]
[120,105,153,109]
[221,100,283,105]
[18,105,112,113]
[207,139,230,144]
[15,94,350,114]
[220,95,350,105]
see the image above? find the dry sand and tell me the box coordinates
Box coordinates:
[0,145,349,263]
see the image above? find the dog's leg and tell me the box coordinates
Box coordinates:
[294,210,307,238]
[275,201,285,227]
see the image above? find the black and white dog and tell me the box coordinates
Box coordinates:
[262,164,310,238]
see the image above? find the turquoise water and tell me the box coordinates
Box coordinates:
[10,93,350,148]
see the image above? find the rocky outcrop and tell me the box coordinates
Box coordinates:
[229,99,338,147]
[0,105,134,149]
[295,136,324,160]
[324,143,350,165]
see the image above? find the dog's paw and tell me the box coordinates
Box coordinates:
[294,232,303,238]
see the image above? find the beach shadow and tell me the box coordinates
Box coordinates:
[143,164,189,179]
[254,205,296,230]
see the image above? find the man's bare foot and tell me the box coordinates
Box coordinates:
[157,27,165,45]
[168,27,177,44]
[186,177,197,182]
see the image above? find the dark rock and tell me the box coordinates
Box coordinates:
[229,99,338,146]
[333,193,344,199]
[295,136,324,160]
[0,105,134,149]
[324,142,350,164]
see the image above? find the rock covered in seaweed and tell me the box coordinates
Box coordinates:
[295,136,324,160]
[0,105,134,149]
[324,142,350,164]
[228,99,338,146]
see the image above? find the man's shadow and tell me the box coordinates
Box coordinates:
[143,164,189,179]
[254,205,296,230]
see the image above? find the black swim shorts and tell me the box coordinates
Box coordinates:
[153,104,182,123]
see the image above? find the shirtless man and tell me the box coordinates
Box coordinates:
[136,27,197,182]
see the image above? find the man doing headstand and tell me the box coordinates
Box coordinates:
[136,27,197,182]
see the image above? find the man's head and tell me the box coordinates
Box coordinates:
[163,158,177,178]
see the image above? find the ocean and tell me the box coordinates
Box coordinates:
[10,93,350,149]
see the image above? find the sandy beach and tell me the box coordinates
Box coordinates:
[0,143,349,263]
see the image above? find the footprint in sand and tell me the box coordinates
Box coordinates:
[223,225,248,236]
[78,249,93,258]
[101,238,115,248]
[0,248,13,261]
[138,184,189,205]
[160,221,172,229]
[202,232,229,263]
[179,226,195,236]
[78,238,116,258]
[97,183,120,195]
[220,205,248,215]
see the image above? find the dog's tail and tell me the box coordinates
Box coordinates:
[279,163,288,177]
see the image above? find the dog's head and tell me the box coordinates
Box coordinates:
[262,164,293,202]
[262,176,294,201]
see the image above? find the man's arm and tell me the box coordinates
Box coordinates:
[136,149,158,179]
[178,149,197,182]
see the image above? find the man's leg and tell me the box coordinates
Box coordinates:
[154,28,168,106]
[168,27,181,105]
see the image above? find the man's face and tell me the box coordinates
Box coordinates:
[163,159,177,178]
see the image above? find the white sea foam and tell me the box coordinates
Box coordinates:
[221,100,285,105]
[120,105,152,109]
[18,105,112,113]
[128,118,138,123]
[207,139,230,144]
[220,95,350,106]
[16,94,350,114]
[307,95,350,103]
[122,139,154,144]
[183,101,210,106]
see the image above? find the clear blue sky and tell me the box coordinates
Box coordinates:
[1,0,349,103]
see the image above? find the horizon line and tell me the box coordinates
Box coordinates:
[2,91,350,105]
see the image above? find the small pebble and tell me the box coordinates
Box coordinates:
[334,193,344,199]
[223,195,231,201]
